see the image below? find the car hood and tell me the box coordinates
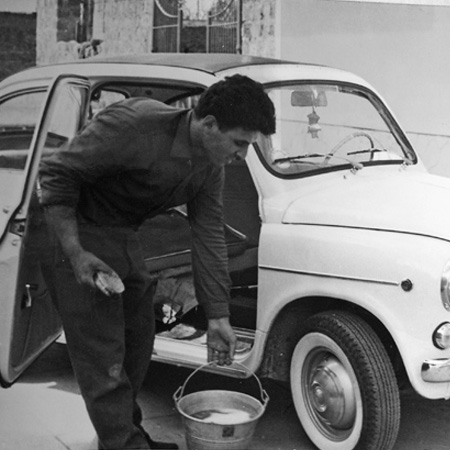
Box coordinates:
[282,171,450,241]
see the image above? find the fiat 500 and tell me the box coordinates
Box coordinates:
[0,54,449,450]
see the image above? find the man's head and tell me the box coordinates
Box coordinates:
[192,74,275,167]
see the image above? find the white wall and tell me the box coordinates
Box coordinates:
[277,0,450,175]
[0,0,36,13]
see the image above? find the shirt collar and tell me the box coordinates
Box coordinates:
[170,110,199,159]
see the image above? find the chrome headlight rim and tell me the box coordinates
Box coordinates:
[440,261,450,312]
[433,322,450,350]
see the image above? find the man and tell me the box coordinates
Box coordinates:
[39,74,275,450]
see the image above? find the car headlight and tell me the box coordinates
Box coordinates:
[433,322,450,350]
[440,261,450,311]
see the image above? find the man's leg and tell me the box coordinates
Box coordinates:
[122,235,156,430]
[51,226,150,450]
[122,233,178,450]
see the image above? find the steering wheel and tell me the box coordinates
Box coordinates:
[323,132,374,164]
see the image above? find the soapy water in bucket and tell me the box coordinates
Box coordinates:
[174,363,269,450]
[191,408,254,424]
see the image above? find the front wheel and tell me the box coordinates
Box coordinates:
[290,310,400,450]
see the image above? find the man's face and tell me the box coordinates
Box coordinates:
[201,117,259,167]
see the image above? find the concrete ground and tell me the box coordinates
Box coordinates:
[0,342,449,450]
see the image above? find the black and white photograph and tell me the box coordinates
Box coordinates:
[0,1,449,449]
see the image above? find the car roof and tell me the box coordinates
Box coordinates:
[86,53,305,73]
[0,53,373,95]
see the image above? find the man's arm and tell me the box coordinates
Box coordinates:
[39,103,135,295]
[187,168,237,365]
[44,205,122,295]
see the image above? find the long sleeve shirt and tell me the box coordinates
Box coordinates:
[39,98,231,319]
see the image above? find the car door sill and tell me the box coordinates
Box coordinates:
[153,326,255,371]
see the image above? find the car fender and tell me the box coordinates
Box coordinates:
[255,222,450,399]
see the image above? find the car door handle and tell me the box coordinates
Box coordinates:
[22,283,38,308]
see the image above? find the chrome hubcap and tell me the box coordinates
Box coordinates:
[305,353,356,431]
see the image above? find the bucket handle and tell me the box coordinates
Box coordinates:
[173,362,269,408]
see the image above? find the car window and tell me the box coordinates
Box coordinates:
[0,91,45,170]
[88,83,203,119]
[0,86,82,172]
[257,83,414,178]
[47,82,85,142]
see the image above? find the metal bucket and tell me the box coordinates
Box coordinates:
[173,362,269,450]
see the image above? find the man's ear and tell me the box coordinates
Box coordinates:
[202,115,219,130]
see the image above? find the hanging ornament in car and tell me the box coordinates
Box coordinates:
[308,109,321,138]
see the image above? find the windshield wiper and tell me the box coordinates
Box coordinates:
[273,153,327,164]
[347,148,386,156]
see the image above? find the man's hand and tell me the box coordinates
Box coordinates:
[44,205,123,296]
[207,317,237,366]
[71,250,123,296]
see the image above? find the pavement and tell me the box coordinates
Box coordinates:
[0,340,449,450]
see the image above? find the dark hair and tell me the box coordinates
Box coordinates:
[194,74,276,135]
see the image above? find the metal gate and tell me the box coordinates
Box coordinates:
[152,0,241,54]
[153,0,182,53]
[207,0,242,54]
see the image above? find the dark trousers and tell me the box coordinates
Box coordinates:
[51,223,156,449]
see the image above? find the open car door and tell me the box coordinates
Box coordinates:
[0,75,90,386]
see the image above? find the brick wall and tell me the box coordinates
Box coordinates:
[0,12,36,81]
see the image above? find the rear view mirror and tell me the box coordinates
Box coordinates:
[291,89,327,107]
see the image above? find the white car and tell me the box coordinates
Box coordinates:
[0,53,449,450]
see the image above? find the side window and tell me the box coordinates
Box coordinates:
[44,82,86,147]
[0,91,46,170]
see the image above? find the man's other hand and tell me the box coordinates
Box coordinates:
[207,317,237,365]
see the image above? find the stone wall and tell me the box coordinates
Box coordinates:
[37,0,97,63]
[242,0,276,57]
[36,0,58,64]
[0,12,36,81]
[92,0,154,56]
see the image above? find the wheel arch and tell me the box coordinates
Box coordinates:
[257,295,407,386]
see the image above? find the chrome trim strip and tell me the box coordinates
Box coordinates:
[422,358,450,383]
[260,264,400,286]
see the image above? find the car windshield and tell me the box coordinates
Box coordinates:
[256,83,415,177]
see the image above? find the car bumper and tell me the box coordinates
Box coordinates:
[422,358,450,382]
